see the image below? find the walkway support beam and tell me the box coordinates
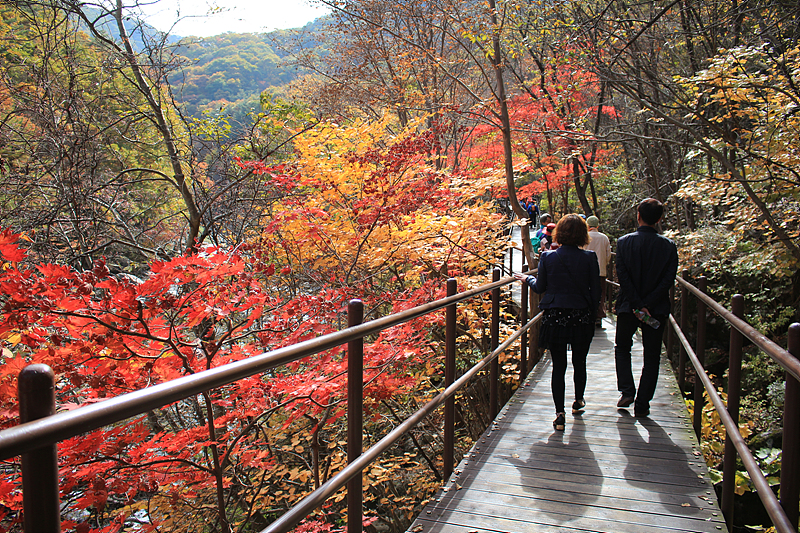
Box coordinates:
[721,294,744,530]
[692,276,707,438]
[679,269,689,390]
[782,323,800,529]
[490,268,500,418]
[530,257,539,370]
[521,263,529,380]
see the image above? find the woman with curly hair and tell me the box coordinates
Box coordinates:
[514,214,601,431]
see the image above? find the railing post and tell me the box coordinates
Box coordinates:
[608,253,615,283]
[444,279,457,481]
[347,299,364,533]
[490,268,500,418]
[693,276,707,438]
[529,256,539,369]
[19,364,60,533]
[722,294,745,530]
[666,284,675,363]
[520,263,529,381]
[781,323,800,529]
[679,269,689,390]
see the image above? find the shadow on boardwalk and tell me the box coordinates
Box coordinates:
[407,317,728,533]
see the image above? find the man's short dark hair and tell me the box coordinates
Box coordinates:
[638,198,664,226]
[554,214,589,247]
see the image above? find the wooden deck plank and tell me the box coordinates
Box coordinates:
[407,317,728,533]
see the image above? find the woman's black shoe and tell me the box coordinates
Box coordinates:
[572,399,586,414]
[553,412,565,431]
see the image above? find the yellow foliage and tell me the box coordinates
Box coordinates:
[677,44,800,272]
[259,115,507,286]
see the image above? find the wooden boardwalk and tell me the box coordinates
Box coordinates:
[408,317,728,533]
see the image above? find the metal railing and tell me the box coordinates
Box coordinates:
[7,261,797,533]
[668,272,800,533]
[0,267,542,533]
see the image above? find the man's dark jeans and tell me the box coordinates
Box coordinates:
[614,311,667,410]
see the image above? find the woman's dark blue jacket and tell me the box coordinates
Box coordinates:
[525,245,601,310]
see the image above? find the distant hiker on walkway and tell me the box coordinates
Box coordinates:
[614,199,679,418]
[514,214,601,432]
[526,200,539,228]
[585,215,612,328]
[540,223,556,252]
[536,213,552,239]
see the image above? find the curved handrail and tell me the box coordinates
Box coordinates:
[670,276,800,533]
[676,277,800,382]
[15,265,796,532]
[0,268,543,533]
[0,275,518,460]
[670,315,795,533]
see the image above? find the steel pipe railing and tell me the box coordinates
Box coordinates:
[672,275,800,532]
[7,262,798,533]
[669,314,796,533]
[1,270,540,533]
[675,276,800,383]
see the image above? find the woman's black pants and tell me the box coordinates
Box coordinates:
[549,336,592,413]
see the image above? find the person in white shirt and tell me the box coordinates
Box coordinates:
[585,215,612,327]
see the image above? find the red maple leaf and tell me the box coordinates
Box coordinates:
[0,229,27,263]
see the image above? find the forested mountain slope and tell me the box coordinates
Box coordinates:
[75,6,326,116]
[172,17,330,117]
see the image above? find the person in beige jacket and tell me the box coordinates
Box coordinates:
[586,215,611,327]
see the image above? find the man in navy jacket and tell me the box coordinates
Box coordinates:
[614,198,679,417]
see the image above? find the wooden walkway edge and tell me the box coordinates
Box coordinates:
[407,317,728,533]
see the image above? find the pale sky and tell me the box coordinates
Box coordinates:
[137,0,330,37]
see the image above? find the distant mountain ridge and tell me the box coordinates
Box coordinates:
[172,18,329,118]
[83,7,329,120]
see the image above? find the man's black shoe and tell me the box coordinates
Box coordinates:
[634,406,650,417]
[617,395,635,408]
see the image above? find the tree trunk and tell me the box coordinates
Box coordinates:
[486,0,534,267]
[111,0,202,253]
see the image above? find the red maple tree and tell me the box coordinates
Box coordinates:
[462,51,619,211]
